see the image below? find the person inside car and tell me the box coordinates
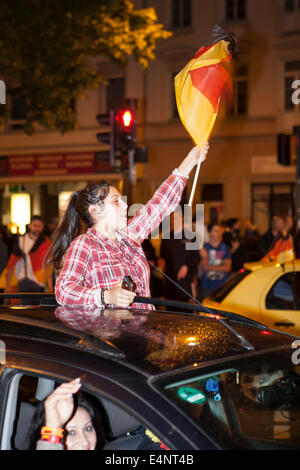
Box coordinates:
[46,144,209,309]
[30,378,104,450]
[30,378,170,451]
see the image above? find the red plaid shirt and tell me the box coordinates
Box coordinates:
[55,172,187,309]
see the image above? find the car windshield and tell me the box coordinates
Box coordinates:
[209,269,251,302]
[155,348,300,449]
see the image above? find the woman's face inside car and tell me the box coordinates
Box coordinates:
[65,406,97,450]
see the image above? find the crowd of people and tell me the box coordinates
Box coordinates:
[143,213,299,303]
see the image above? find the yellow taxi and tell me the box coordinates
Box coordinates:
[202,259,300,337]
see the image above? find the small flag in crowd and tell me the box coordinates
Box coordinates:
[262,234,295,264]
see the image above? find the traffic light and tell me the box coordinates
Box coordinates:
[96,110,115,171]
[115,107,136,150]
[277,133,291,166]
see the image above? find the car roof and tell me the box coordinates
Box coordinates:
[0,304,295,377]
[244,259,300,272]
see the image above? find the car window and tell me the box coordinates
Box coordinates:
[156,350,300,450]
[266,272,300,310]
[2,370,166,451]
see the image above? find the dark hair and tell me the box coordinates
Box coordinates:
[226,218,239,229]
[31,215,44,223]
[207,223,220,233]
[45,181,111,270]
[28,390,105,450]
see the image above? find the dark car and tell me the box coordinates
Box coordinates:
[0,296,300,451]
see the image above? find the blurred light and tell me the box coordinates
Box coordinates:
[186,337,198,346]
[8,223,19,235]
[261,330,272,335]
[59,191,73,219]
[120,110,134,128]
[207,313,222,320]
[11,193,30,235]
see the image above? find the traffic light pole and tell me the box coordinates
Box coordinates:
[128,148,136,185]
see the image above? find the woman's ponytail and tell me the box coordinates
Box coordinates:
[45,191,82,271]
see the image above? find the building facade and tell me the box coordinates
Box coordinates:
[0,0,299,235]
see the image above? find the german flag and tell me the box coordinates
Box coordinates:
[175,30,235,146]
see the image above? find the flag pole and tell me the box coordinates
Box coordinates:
[188,158,202,207]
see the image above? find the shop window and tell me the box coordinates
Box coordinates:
[251,183,295,235]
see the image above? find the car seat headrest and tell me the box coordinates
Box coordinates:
[99,397,141,437]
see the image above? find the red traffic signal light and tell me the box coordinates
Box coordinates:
[119,109,134,128]
[115,108,136,150]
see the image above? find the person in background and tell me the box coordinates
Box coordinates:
[160,209,200,302]
[200,223,231,299]
[222,218,241,247]
[243,218,260,261]
[229,235,249,273]
[262,214,294,263]
[141,237,164,298]
[244,218,259,238]
[258,215,283,259]
[45,216,59,240]
[5,215,53,304]
[222,218,248,273]
[283,215,294,237]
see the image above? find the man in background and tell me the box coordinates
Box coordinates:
[160,210,200,302]
[259,216,283,259]
[5,215,53,304]
[200,223,231,300]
